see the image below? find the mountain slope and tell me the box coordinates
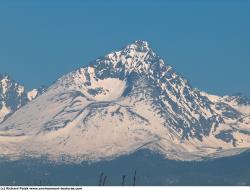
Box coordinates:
[0,40,249,162]
[0,75,28,123]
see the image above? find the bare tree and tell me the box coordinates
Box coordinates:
[98,172,104,186]
[102,175,107,186]
[133,170,137,186]
[121,175,126,186]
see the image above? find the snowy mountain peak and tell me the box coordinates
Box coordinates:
[0,74,46,123]
[86,40,165,84]
[0,74,27,123]
[0,74,11,79]
[125,40,151,52]
[0,42,250,163]
[0,74,26,101]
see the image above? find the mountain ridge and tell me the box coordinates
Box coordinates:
[0,40,250,163]
[0,74,46,123]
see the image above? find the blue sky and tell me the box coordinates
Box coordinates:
[0,0,250,97]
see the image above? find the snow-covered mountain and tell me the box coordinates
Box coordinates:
[0,40,249,163]
[0,74,46,123]
[0,75,28,123]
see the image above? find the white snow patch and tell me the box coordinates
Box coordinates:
[27,89,38,101]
